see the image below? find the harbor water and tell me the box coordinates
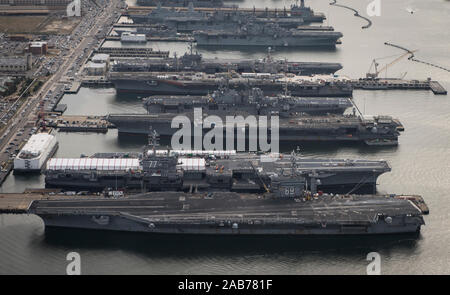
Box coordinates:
[1,0,450,274]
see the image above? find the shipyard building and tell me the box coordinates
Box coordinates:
[14,133,58,173]
[0,54,32,72]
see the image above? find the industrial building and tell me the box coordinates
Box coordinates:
[0,54,32,72]
[85,61,107,75]
[28,41,48,55]
[91,53,110,67]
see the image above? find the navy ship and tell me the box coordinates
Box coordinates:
[31,184,426,236]
[108,72,353,97]
[143,87,353,116]
[130,2,323,28]
[111,46,343,75]
[32,147,426,235]
[194,22,343,48]
[44,148,392,194]
[107,110,404,146]
[136,0,229,8]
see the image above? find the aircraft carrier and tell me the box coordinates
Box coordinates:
[143,87,353,116]
[108,72,353,97]
[44,148,391,194]
[28,191,426,235]
[110,47,343,75]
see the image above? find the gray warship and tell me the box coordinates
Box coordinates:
[34,151,426,235]
[44,146,391,194]
[193,22,343,48]
[142,87,353,116]
[136,0,230,8]
[108,72,353,97]
[29,192,426,235]
[107,106,404,146]
[111,46,343,75]
[130,2,323,29]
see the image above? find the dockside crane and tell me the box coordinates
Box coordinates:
[366,50,417,79]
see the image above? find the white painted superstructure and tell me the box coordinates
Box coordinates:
[46,158,140,171]
[14,133,58,172]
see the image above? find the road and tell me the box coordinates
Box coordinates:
[0,0,122,185]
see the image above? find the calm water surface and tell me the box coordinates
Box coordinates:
[1,0,449,274]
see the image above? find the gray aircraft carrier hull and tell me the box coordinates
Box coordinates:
[29,192,425,235]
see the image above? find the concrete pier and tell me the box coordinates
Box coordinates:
[350,78,447,95]
[45,115,112,133]
[0,192,101,214]
[429,81,448,95]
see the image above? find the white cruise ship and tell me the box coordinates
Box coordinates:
[14,133,58,173]
[120,32,147,43]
